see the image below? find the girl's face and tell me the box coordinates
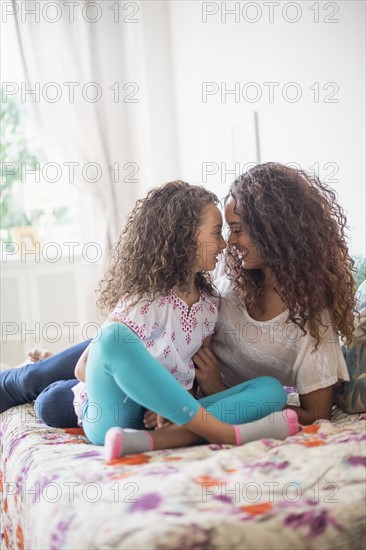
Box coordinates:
[195,203,226,272]
[225,196,266,270]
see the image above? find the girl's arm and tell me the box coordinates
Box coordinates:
[74,314,128,382]
[74,344,91,382]
[286,385,334,425]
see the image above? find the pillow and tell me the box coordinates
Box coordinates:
[333,280,366,413]
[353,256,366,291]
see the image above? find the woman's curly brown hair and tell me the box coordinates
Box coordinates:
[226,162,357,349]
[97,180,218,313]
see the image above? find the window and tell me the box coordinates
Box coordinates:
[1,17,83,259]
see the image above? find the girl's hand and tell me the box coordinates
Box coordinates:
[193,345,228,396]
[143,410,172,429]
[156,414,172,429]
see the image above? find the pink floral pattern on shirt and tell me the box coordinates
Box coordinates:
[73,290,219,426]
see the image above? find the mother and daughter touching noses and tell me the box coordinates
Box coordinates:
[1,162,356,462]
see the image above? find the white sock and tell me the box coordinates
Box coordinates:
[104,427,154,461]
[233,409,299,445]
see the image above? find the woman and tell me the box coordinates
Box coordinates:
[193,163,355,426]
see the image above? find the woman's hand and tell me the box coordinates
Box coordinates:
[143,410,172,430]
[193,344,228,396]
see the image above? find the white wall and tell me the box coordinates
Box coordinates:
[165,0,365,256]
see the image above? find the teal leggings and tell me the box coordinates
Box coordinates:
[82,323,287,445]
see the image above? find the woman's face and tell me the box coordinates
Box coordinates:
[224,196,266,270]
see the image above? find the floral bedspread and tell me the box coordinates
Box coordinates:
[1,404,365,550]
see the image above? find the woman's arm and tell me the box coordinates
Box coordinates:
[193,335,335,422]
[194,342,335,423]
[286,385,334,425]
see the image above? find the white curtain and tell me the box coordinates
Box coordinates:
[12,0,141,249]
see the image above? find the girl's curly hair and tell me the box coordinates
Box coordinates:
[226,162,356,349]
[97,180,218,313]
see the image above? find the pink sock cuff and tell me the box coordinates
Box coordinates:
[285,409,299,436]
[233,425,242,445]
[145,431,154,452]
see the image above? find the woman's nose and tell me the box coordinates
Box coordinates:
[227,232,237,246]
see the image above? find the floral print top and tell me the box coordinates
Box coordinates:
[72,289,219,425]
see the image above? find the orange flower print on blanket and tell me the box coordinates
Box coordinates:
[16,524,25,550]
[241,502,273,515]
[107,454,152,466]
[4,528,9,549]
[194,476,225,487]
[64,428,85,436]
[301,425,320,434]
[300,439,325,447]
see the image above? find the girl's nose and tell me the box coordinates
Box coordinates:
[220,235,226,251]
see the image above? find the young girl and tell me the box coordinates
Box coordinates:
[72,180,298,460]
[193,163,356,426]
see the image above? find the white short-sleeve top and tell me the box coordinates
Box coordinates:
[211,270,350,395]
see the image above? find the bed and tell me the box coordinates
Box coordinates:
[1,395,365,550]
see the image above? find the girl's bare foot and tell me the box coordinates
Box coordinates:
[27,348,53,363]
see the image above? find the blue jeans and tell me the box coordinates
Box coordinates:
[0,340,90,427]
